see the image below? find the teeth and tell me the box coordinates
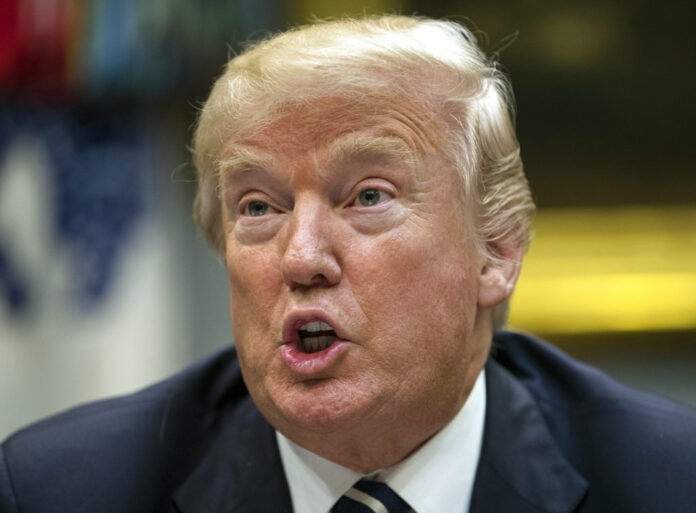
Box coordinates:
[299,321,333,333]
[301,335,335,353]
[297,320,337,353]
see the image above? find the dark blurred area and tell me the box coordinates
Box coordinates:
[0,1,694,437]
[410,0,696,208]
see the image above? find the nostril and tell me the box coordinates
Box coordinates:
[312,273,329,285]
[287,273,331,290]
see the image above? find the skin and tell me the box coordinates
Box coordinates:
[220,95,521,472]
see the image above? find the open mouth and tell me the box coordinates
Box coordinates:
[298,321,337,353]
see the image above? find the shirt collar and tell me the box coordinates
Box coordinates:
[276,370,486,513]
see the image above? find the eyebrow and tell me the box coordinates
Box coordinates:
[217,148,277,189]
[323,134,420,173]
[218,146,273,178]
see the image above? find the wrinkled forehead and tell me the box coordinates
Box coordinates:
[225,85,450,161]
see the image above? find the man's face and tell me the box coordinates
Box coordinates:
[221,96,496,461]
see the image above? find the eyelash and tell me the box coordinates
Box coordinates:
[239,196,277,217]
[349,186,393,208]
[237,184,394,217]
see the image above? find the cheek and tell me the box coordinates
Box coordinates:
[225,246,284,400]
[225,242,284,356]
[346,222,482,393]
[350,227,478,330]
[226,243,281,304]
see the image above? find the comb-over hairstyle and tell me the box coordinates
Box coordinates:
[192,15,535,331]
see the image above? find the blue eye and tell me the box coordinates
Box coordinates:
[357,188,381,206]
[247,201,270,216]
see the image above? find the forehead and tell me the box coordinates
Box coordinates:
[225,93,447,166]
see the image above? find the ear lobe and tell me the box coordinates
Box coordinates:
[478,243,523,308]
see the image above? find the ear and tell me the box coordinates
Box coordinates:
[477,241,524,308]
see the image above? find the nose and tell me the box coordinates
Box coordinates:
[281,199,342,289]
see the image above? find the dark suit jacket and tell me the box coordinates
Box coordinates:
[2,332,695,513]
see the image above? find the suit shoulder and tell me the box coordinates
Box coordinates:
[1,347,246,513]
[4,346,242,444]
[492,331,696,510]
[492,331,696,424]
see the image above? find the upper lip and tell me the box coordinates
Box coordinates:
[281,310,346,344]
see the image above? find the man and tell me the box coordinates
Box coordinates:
[1,15,695,513]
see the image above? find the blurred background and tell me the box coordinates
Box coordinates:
[1,0,694,438]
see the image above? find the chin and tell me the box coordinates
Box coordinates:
[268,379,376,435]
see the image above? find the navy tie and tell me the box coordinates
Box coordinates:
[331,480,413,513]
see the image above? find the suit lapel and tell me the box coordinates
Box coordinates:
[469,359,588,513]
[172,394,293,513]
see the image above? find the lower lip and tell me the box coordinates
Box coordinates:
[280,339,349,375]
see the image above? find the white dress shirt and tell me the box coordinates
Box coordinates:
[276,370,486,513]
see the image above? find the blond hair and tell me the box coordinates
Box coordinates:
[192,15,535,330]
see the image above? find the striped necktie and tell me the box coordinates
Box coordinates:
[331,480,413,513]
